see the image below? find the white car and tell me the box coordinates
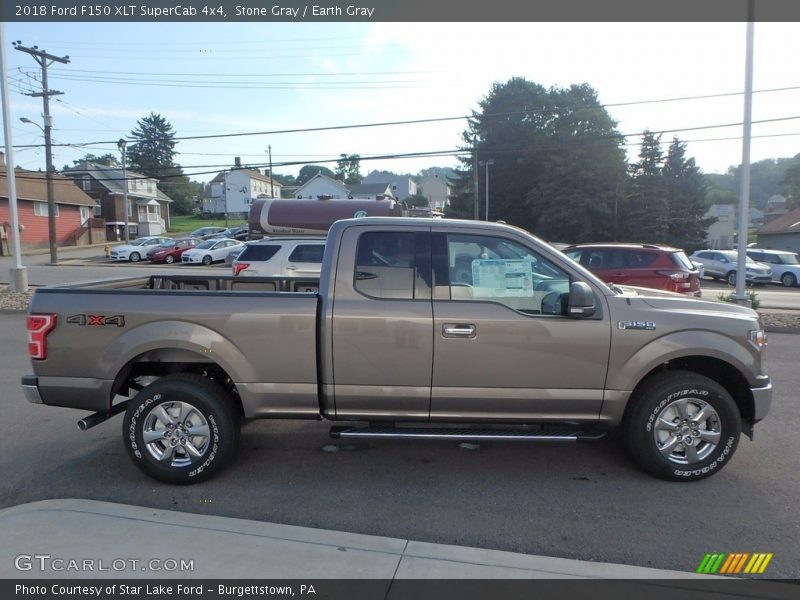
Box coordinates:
[181,238,244,265]
[746,248,800,287]
[690,249,772,286]
[110,236,174,262]
[232,237,325,278]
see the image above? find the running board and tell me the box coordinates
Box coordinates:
[329,426,606,442]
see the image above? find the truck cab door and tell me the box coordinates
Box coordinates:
[430,229,610,423]
[329,227,433,419]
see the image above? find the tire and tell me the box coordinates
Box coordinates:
[202,254,213,265]
[622,371,740,481]
[781,272,797,288]
[129,252,141,263]
[123,374,241,484]
[165,254,175,264]
[726,271,736,286]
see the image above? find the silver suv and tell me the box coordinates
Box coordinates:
[232,237,325,278]
[746,248,800,287]
[690,250,772,286]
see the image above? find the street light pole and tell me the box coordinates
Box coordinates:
[480,159,494,221]
[117,139,129,243]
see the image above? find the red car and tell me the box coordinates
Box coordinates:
[146,238,200,264]
[563,243,701,296]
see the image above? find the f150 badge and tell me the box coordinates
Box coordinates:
[67,314,125,327]
[618,320,656,330]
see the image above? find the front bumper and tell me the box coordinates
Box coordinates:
[751,379,773,422]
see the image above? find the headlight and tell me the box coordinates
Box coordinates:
[749,329,767,349]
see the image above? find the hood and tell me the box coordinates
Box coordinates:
[614,285,758,319]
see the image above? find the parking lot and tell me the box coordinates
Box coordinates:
[0,303,798,577]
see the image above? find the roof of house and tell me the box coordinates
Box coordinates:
[64,162,172,203]
[0,167,96,207]
[209,168,281,187]
[348,183,393,195]
[758,206,800,235]
[294,173,350,196]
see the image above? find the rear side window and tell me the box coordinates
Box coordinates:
[239,244,280,262]
[288,244,325,263]
[624,251,658,268]
[670,251,695,270]
[355,232,418,300]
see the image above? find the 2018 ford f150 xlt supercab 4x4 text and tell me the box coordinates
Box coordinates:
[21,218,772,483]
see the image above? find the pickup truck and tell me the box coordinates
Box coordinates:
[21,218,772,484]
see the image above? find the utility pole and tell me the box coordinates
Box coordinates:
[735,0,755,304]
[117,139,129,243]
[472,135,479,220]
[1,25,28,291]
[480,159,494,221]
[13,42,70,265]
[268,145,274,198]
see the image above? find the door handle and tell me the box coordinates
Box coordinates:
[286,266,297,271]
[442,323,476,338]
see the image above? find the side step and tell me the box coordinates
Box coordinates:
[329,425,606,442]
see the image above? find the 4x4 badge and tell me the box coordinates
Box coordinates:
[618,321,656,330]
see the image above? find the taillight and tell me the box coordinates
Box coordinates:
[232,262,250,276]
[657,270,690,282]
[27,314,57,360]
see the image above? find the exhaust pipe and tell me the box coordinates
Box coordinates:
[77,400,130,431]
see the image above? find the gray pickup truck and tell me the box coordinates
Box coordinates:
[22,218,771,483]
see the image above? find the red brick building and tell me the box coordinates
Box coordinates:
[0,156,99,252]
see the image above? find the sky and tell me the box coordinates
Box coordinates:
[3,21,800,184]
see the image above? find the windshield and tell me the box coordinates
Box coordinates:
[670,252,695,270]
[158,240,176,248]
[190,228,210,236]
[779,254,800,265]
[196,240,215,249]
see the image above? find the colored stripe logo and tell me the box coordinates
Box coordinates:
[697,553,773,574]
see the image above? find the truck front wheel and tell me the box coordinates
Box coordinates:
[622,371,741,481]
[122,374,240,484]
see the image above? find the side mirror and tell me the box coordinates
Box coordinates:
[568,281,596,318]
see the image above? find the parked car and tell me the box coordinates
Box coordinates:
[146,238,201,264]
[745,248,800,287]
[563,243,701,296]
[109,236,174,263]
[690,250,772,286]
[181,238,244,265]
[188,226,227,240]
[22,217,771,484]
[224,225,249,241]
[232,237,326,277]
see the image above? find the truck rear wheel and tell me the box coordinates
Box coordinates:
[122,374,240,484]
[622,371,740,481]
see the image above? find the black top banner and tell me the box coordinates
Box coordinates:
[2,0,799,22]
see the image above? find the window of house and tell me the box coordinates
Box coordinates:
[81,176,91,191]
[33,203,59,217]
[354,232,418,300]
[445,233,570,316]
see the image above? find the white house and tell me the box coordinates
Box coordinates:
[362,170,416,200]
[203,168,281,216]
[294,173,395,201]
[419,173,452,211]
[705,204,736,249]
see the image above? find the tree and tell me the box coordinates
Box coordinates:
[335,154,362,184]
[405,192,430,208]
[296,164,335,186]
[623,131,669,243]
[448,78,627,243]
[662,138,714,251]
[127,113,177,179]
[69,153,118,169]
[781,156,800,210]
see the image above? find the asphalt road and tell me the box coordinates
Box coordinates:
[0,312,797,577]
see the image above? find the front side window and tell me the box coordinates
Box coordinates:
[354,232,418,300]
[445,233,570,316]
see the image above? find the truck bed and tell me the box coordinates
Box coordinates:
[41,274,320,294]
